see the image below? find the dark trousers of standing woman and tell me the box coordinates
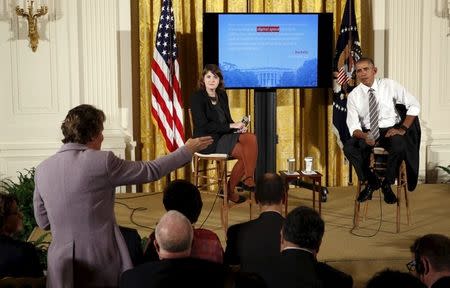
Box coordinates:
[229,133,258,197]
[343,127,406,185]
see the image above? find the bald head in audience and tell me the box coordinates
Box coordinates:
[154,210,194,260]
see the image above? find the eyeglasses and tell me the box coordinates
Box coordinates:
[406,260,416,272]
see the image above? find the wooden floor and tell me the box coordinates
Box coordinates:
[114,183,449,287]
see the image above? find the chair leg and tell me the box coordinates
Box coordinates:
[405,185,410,225]
[353,181,362,228]
[396,185,401,233]
[401,161,410,226]
[193,155,199,186]
[353,201,360,228]
[395,161,409,233]
[363,201,369,221]
[249,192,254,220]
[217,160,228,234]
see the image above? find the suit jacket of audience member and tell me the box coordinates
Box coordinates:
[316,261,353,288]
[0,235,43,278]
[265,249,352,288]
[119,257,229,288]
[190,89,234,154]
[225,211,284,274]
[33,143,192,288]
[270,249,322,288]
[119,226,144,267]
[432,276,450,288]
[143,228,224,264]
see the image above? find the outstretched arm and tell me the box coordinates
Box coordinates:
[108,136,213,187]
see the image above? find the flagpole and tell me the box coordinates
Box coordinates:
[332,0,361,186]
[347,0,353,186]
[167,0,174,184]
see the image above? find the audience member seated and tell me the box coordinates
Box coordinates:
[316,261,355,288]
[409,234,450,288]
[224,172,285,276]
[120,210,228,288]
[143,180,223,263]
[366,269,425,288]
[266,206,353,288]
[119,226,143,266]
[230,271,268,288]
[0,192,43,278]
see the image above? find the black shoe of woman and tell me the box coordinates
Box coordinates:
[229,195,247,204]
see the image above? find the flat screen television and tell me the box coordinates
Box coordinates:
[203,13,333,89]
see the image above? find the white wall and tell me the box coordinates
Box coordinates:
[0,0,134,190]
[373,0,450,183]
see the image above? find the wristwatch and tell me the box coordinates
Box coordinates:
[399,124,408,132]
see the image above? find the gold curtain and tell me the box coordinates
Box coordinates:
[139,0,373,192]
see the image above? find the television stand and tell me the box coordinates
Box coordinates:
[253,89,328,202]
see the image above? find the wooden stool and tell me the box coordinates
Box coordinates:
[353,147,411,233]
[189,110,253,234]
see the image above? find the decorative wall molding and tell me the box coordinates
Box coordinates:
[383,0,450,182]
[0,0,134,187]
[421,0,450,183]
[79,0,120,128]
[387,0,423,102]
[0,139,134,192]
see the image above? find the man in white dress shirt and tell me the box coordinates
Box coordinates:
[344,57,420,204]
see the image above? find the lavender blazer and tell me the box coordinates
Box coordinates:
[33,143,192,288]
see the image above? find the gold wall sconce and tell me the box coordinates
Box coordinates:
[16,0,48,52]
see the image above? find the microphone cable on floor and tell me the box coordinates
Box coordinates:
[350,189,383,238]
[115,190,221,230]
[115,191,163,230]
[198,192,220,229]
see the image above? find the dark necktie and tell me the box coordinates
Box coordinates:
[368,88,380,140]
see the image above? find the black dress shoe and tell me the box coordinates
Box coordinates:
[238,176,256,192]
[237,181,255,192]
[357,184,376,202]
[236,181,244,191]
[241,183,255,192]
[381,181,397,204]
[236,177,255,192]
[229,195,247,204]
[320,190,328,203]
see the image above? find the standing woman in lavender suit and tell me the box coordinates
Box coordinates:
[33,104,212,288]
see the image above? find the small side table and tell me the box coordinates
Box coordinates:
[279,170,323,216]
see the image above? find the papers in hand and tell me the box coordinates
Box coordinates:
[301,170,317,175]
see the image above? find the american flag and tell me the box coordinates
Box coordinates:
[332,0,362,148]
[151,0,185,152]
